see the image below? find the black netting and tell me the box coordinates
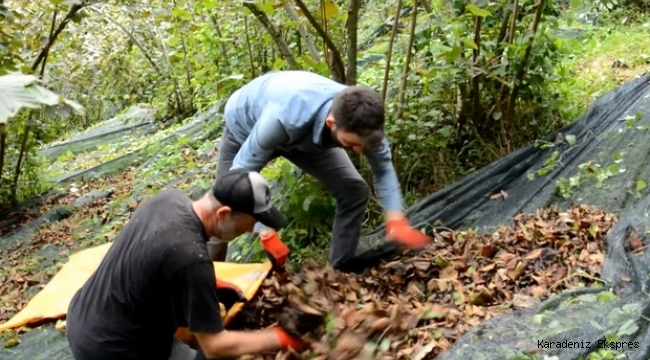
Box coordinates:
[356,72,650,360]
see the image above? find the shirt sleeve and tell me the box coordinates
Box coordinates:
[172,261,225,334]
[363,137,405,213]
[230,103,291,172]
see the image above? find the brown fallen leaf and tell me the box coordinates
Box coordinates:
[489,190,509,200]
[629,236,643,252]
[507,261,527,281]
[440,266,458,280]
[524,248,542,260]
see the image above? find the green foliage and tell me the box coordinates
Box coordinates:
[589,0,650,13]
[0,74,83,205]
[358,0,568,197]
[261,159,337,258]
[0,0,649,261]
[0,74,84,122]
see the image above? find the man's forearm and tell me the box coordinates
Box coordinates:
[200,329,281,359]
[384,210,406,222]
[364,138,405,213]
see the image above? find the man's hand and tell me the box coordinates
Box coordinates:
[260,230,290,271]
[215,278,247,310]
[386,218,432,249]
[274,307,325,352]
[274,327,306,352]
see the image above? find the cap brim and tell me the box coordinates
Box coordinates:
[254,206,288,230]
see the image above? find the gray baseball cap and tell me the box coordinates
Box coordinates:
[211,169,287,230]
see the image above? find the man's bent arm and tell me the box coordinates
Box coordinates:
[363,137,406,220]
[229,104,290,232]
[173,261,286,358]
[195,329,282,359]
[230,103,290,173]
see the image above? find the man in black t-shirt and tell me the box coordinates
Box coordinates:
[66,169,306,360]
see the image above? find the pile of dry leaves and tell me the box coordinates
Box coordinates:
[229,205,618,360]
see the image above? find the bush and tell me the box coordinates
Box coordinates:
[356,0,567,199]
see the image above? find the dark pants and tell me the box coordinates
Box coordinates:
[213,128,370,268]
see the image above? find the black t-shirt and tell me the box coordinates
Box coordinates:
[66,190,224,360]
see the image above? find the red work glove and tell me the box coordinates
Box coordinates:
[260,230,290,271]
[215,278,247,310]
[386,219,432,249]
[274,327,306,352]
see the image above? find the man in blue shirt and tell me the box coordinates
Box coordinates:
[212,70,432,269]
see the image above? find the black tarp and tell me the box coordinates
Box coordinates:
[3,71,650,359]
[359,71,650,360]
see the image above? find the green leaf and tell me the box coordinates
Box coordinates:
[566,134,576,146]
[0,74,84,123]
[302,195,314,211]
[466,4,491,18]
[589,319,605,330]
[597,291,617,302]
[171,7,192,20]
[637,180,646,191]
[379,338,390,352]
[302,55,319,71]
[569,0,584,8]
[272,58,285,70]
[461,38,478,49]
[617,319,639,337]
[446,45,462,62]
[420,308,445,320]
[167,37,180,47]
[258,0,275,15]
[613,151,624,160]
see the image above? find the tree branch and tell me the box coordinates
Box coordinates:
[471,16,482,126]
[243,1,300,69]
[294,0,345,83]
[209,12,230,66]
[39,10,58,78]
[0,123,6,188]
[31,3,84,72]
[284,3,320,62]
[381,0,403,101]
[89,7,185,112]
[504,0,545,127]
[243,15,257,77]
[396,0,418,121]
[345,0,360,85]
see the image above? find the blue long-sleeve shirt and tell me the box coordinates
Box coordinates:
[222,71,404,230]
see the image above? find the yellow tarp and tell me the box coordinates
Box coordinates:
[0,242,271,341]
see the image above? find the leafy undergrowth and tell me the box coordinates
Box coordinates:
[556,18,650,121]
[229,204,617,360]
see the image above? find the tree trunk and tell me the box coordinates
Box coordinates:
[395,0,418,121]
[284,3,321,62]
[345,0,360,85]
[294,0,346,83]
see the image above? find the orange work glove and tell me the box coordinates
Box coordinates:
[386,219,432,249]
[274,327,306,352]
[215,278,247,310]
[260,230,290,270]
